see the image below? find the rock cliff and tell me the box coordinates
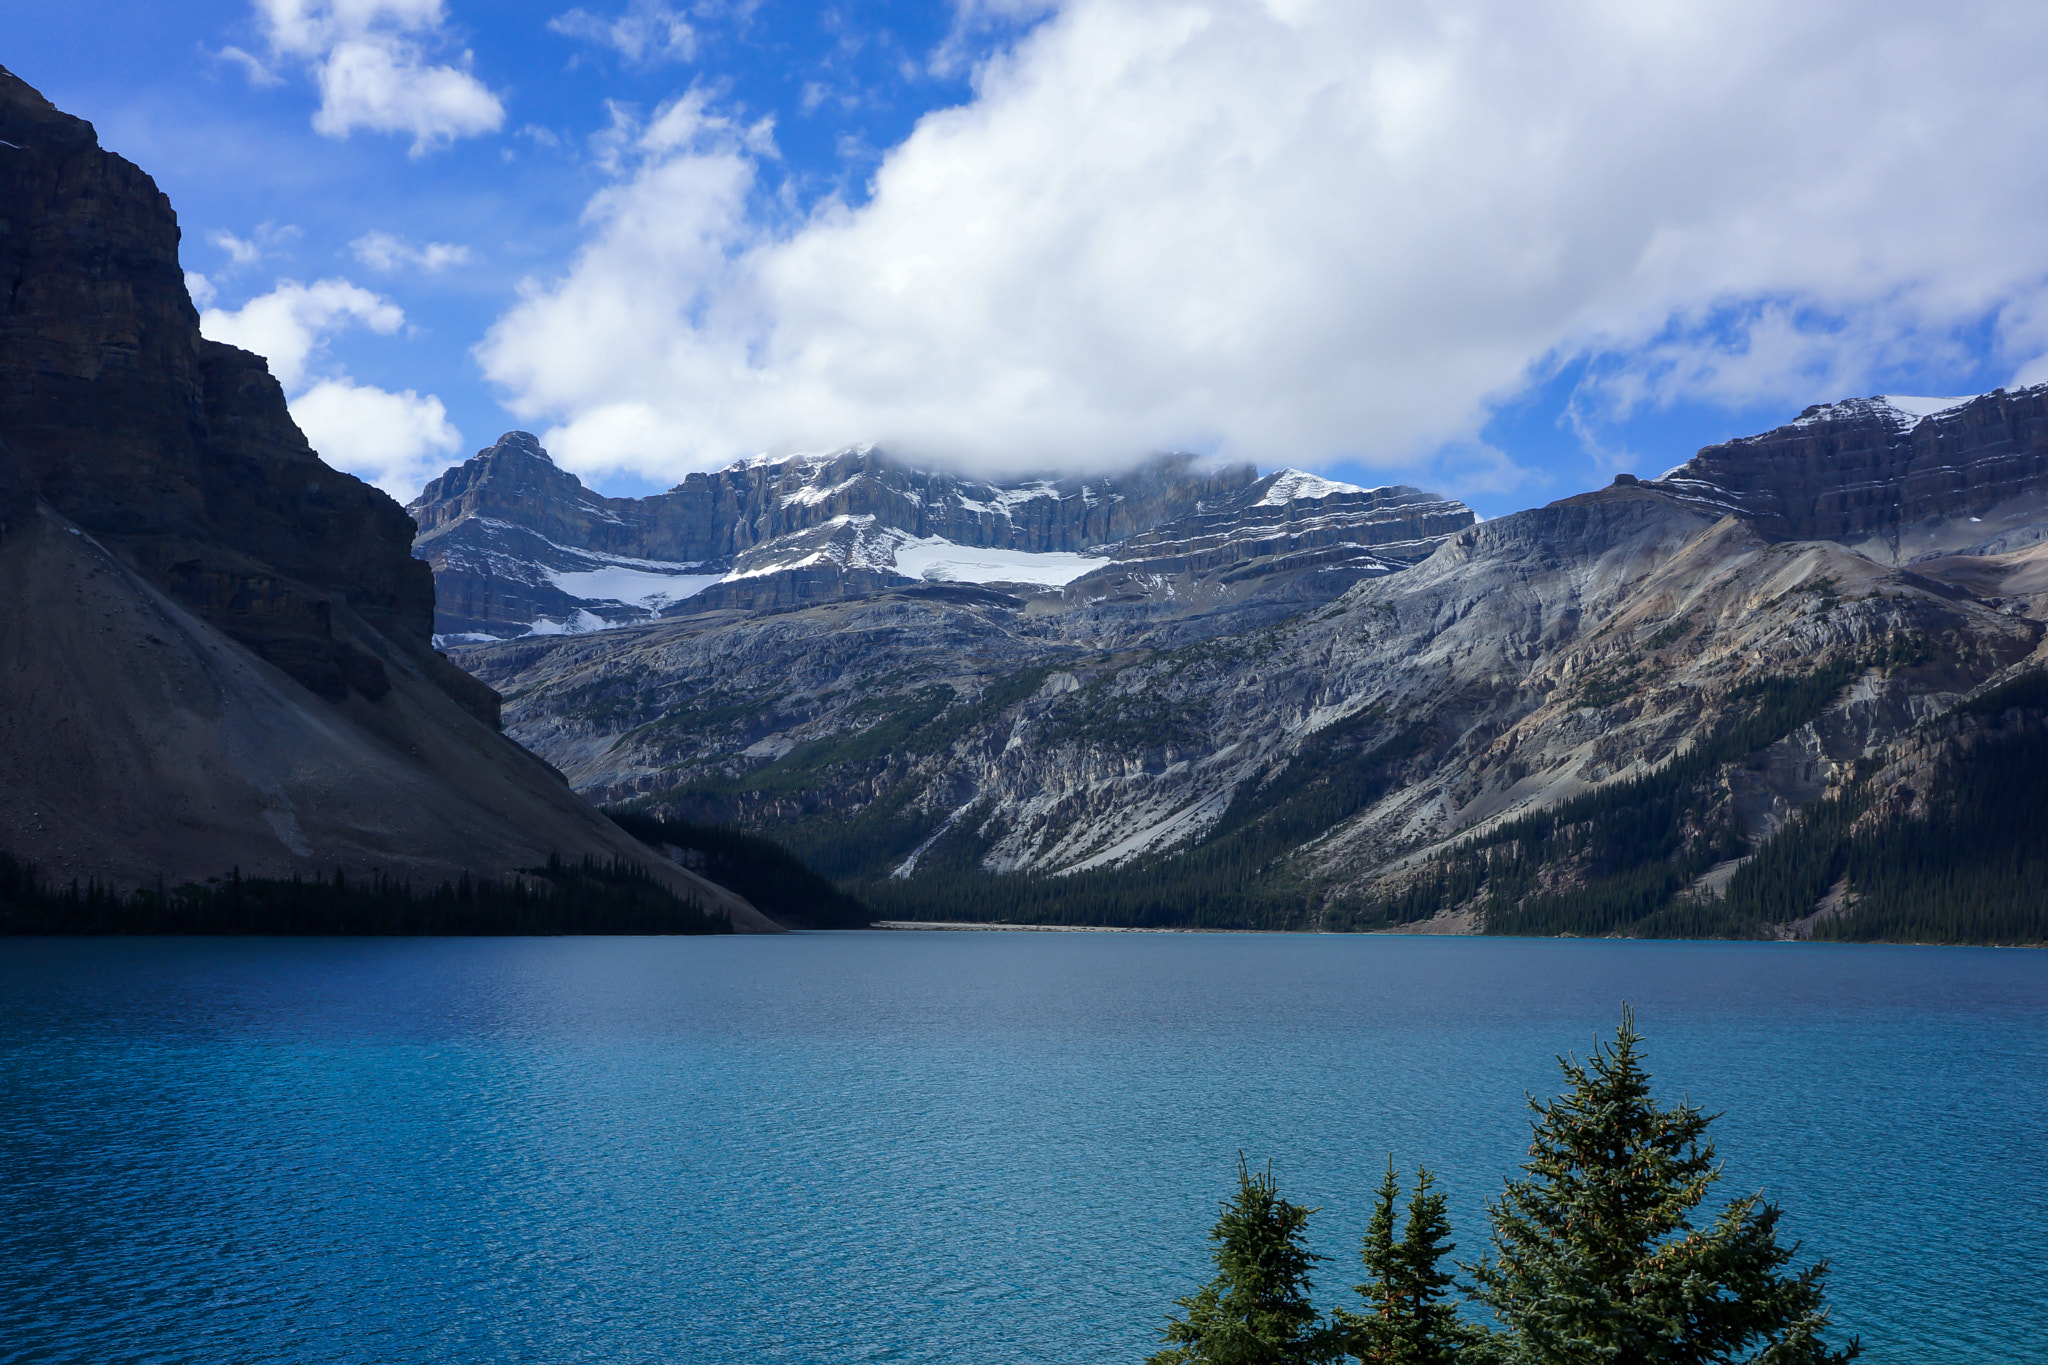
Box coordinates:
[1654,388,2048,561]
[409,432,1475,638]
[0,66,775,929]
[451,392,2048,937]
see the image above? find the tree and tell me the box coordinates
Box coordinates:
[1151,1156,1347,1365]
[1338,1160,1471,1364]
[1466,1007,1859,1364]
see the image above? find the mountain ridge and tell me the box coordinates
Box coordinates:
[0,65,778,931]
[447,388,2048,940]
[408,433,1475,639]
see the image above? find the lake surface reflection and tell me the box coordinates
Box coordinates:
[2,932,2042,1363]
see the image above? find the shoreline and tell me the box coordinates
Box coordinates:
[871,920,1242,934]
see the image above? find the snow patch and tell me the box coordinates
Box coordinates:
[1257,469,1368,506]
[894,537,1105,586]
[1880,394,1977,420]
[548,565,723,608]
[522,609,613,636]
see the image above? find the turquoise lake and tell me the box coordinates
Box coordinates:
[2,932,2042,1362]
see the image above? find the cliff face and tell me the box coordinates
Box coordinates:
[0,67,774,927]
[409,432,1475,637]
[0,66,459,716]
[1654,388,2048,560]
[451,397,2048,937]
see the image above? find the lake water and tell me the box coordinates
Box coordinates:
[2,933,2042,1363]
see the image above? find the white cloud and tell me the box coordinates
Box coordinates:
[350,230,474,272]
[201,278,402,390]
[197,277,462,495]
[251,0,504,154]
[209,229,266,266]
[478,0,2048,486]
[289,378,464,497]
[216,44,286,87]
[185,272,218,309]
[549,0,697,65]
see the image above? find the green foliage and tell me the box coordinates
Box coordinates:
[1337,1162,1472,1365]
[1953,666,2048,718]
[1151,1157,1347,1365]
[1046,678,1209,752]
[1147,1018,1859,1363]
[1577,656,1650,708]
[603,808,869,928]
[1466,1009,1858,1365]
[1811,731,2048,944]
[753,683,959,786]
[856,716,1436,929]
[0,853,733,936]
[1647,616,1695,651]
[1378,659,1862,937]
[1699,675,2048,945]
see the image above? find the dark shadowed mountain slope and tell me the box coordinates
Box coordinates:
[0,66,776,929]
[1652,389,2048,559]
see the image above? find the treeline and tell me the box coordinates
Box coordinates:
[603,807,870,929]
[1710,727,2048,946]
[1366,660,1862,938]
[634,650,2048,944]
[1153,1013,1859,1365]
[853,714,1439,929]
[0,852,733,936]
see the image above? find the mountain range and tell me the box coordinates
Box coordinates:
[427,393,2048,941]
[3,63,2043,943]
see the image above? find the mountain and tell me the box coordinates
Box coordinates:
[444,391,2048,941]
[0,66,776,931]
[407,433,1472,639]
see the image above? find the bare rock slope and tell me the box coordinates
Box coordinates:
[411,433,1472,638]
[0,66,773,929]
[454,393,2048,935]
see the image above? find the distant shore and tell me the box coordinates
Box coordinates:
[872,920,1226,933]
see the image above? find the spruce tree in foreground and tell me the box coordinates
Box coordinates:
[1338,1160,1471,1365]
[1466,1008,1859,1364]
[1150,1156,1347,1365]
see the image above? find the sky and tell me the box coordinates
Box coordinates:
[12,1,2048,518]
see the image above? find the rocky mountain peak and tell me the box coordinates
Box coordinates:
[0,67,773,922]
[409,433,1474,640]
[1652,383,2048,560]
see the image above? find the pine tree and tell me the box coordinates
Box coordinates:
[1151,1156,1347,1365]
[1466,1008,1859,1364]
[1338,1160,1471,1364]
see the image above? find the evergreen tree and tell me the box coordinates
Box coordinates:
[1151,1156,1347,1365]
[1338,1160,1470,1364]
[1466,1008,1859,1364]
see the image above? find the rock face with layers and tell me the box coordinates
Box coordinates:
[0,67,775,929]
[1654,389,2048,560]
[409,431,1476,638]
[451,389,2048,933]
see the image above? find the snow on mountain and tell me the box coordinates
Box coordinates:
[894,538,1105,586]
[1255,469,1369,505]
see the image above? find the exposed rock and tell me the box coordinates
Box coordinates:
[453,416,2047,933]
[0,66,775,928]
[1654,387,2048,562]
[408,431,1476,639]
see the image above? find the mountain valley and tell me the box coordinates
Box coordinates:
[436,393,2048,940]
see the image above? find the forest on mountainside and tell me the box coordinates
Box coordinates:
[626,662,2048,945]
[0,854,734,936]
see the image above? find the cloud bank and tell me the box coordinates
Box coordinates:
[480,0,2048,484]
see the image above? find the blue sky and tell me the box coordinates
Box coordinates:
[13,2,2048,518]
